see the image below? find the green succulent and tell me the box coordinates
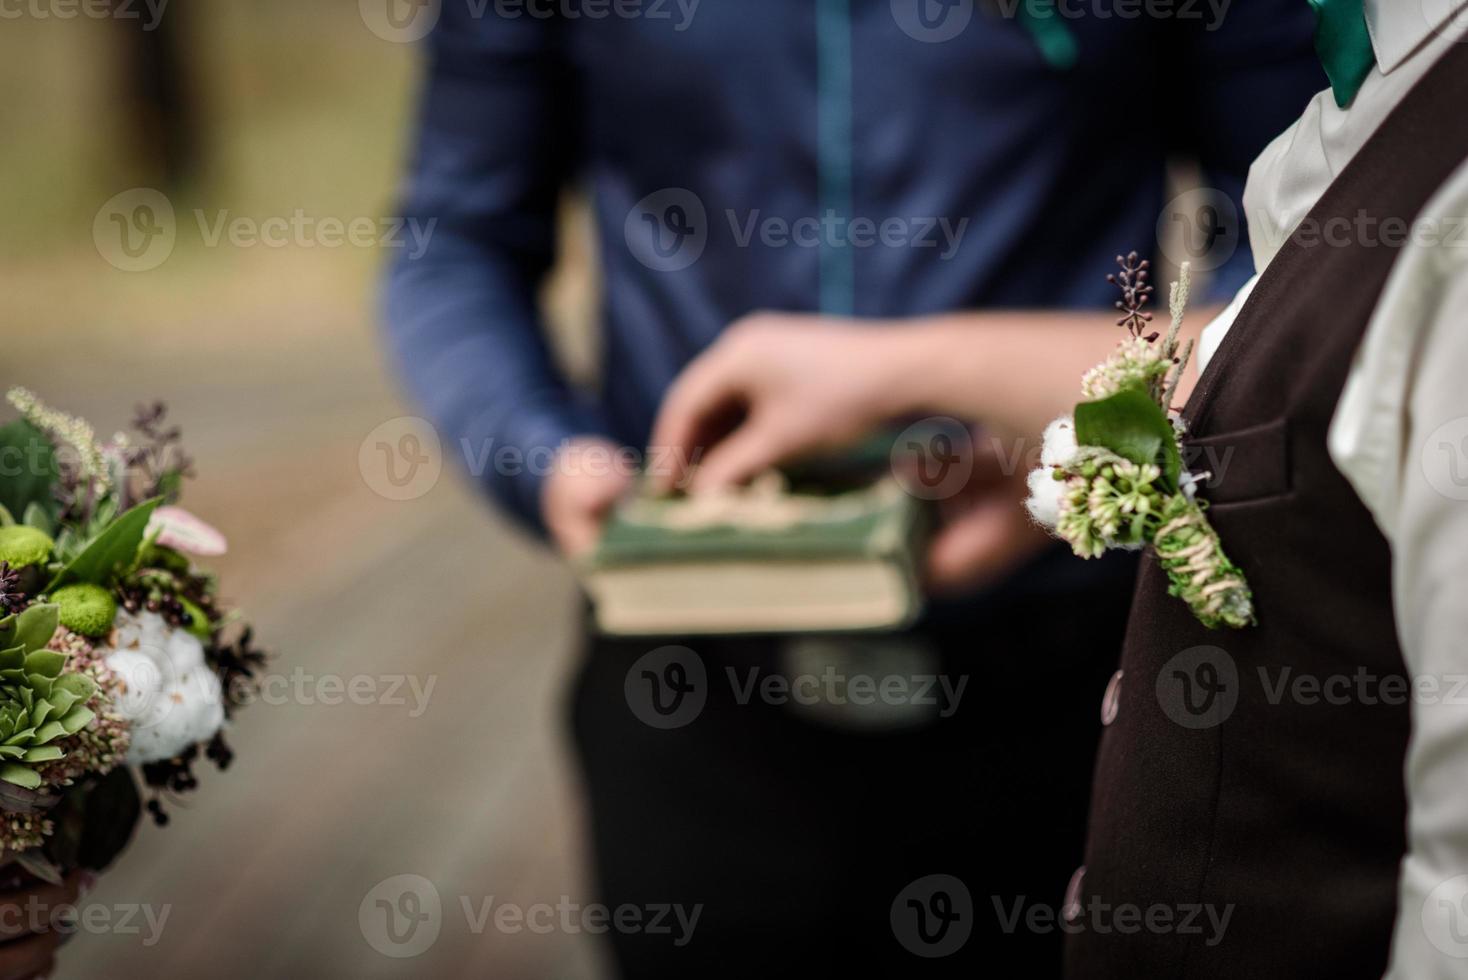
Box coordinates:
[0,604,97,790]
[0,526,53,570]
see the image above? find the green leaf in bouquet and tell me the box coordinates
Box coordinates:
[53,673,96,702]
[0,603,58,655]
[0,420,58,525]
[0,762,42,789]
[155,468,185,502]
[1074,385,1182,493]
[60,706,93,736]
[15,849,63,886]
[22,502,53,536]
[22,650,65,680]
[47,498,161,591]
[31,720,66,745]
[89,496,117,532]
[30,698,54,724]
[44,688,79,718]
[22,746,64,764]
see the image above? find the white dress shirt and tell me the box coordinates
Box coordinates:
[1198,3,1468,975]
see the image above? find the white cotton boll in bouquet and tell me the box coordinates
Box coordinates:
[99,611,227,765]
[125,670,225,767]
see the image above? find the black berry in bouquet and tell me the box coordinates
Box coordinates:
[0,389,266,883]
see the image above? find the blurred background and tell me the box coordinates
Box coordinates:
[2,2,608,976]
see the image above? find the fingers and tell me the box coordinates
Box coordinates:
[687,420,789,494]
[925,484,1050,594]
[0,870,88,980]
[543,461,634,560]
[0,874,86,943]
[648,352,748,494]
[0,930,62,980]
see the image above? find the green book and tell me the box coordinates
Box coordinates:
[580,475,929,636]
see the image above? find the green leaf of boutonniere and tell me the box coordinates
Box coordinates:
[46,498,161,591]
[1073,385,1181,493]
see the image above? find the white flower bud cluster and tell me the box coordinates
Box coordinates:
[1080,335,1169,401]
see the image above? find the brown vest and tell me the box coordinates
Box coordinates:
[1065,43,1468,980]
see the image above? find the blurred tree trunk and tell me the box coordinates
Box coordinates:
[110,2,197,190]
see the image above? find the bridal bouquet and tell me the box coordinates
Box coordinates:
[1025,255,1254,629]
[0,389,266,881]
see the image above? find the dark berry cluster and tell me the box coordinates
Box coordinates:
[118,581,193,629]
[0,562,23,614]
[140,732,235,826]
[1107,251,1158,341]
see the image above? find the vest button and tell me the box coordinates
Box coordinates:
[1063,865,1085,924]
[1101,669,1123,727]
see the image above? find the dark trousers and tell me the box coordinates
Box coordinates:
[567,551,1135,978]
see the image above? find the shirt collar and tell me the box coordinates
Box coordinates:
[1365,0,1468,74]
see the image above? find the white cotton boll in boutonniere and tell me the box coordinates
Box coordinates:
[1026,415,1079,529]
[1040,415,1078,467]
[1025,467,1066,529]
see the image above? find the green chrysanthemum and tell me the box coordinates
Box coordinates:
[51,583,118,638]
[0,526,53,570]
[0,604,97,789]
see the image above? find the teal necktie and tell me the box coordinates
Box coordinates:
[1307,0,1376,108]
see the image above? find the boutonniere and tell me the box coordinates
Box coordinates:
[1025,254,1255,629]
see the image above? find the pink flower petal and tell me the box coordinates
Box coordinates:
[147,506,228,556]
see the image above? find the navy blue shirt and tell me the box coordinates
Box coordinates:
[384,0,1324,531]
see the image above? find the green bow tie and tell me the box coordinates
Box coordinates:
[1308,0,1377,108]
